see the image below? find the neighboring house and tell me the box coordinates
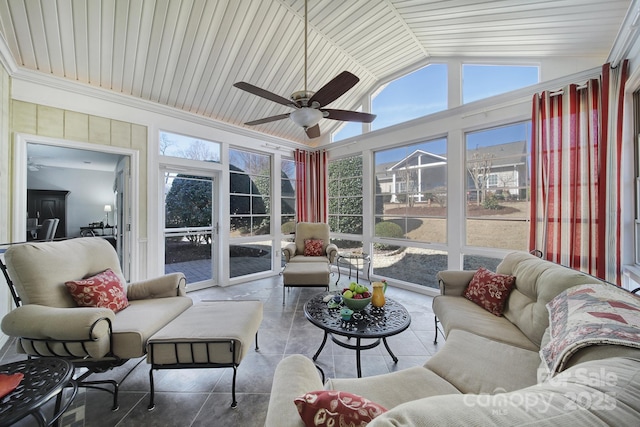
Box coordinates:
[466,141,528,202]
[377,141,527,203]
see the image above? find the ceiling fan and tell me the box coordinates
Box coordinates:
[233,0,375,139]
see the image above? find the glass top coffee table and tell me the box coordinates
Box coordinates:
[304,292,411,378]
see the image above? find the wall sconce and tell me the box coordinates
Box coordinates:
[104,204,112,226]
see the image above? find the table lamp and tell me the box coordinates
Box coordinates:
[104,205,112,226]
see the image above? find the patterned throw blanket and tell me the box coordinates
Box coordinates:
[541,284,640,374]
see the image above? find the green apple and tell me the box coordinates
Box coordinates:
[343,290,354,299]
[349,282,357,291]
[356,285,366,294]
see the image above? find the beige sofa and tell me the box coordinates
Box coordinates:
[265,251,640,426]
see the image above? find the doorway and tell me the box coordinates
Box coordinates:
[13,134,137,280]
[162,169,219,291]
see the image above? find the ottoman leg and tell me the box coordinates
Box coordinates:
[148,368,156,411]
[231,365,238,409]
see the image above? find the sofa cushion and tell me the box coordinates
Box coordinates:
[65,268,129,313]
[304,239,324,256]
[369,357,640,427]
[463,267,515,316]
[294,390,387,427]
[433,295,538,350]
[496,252,604,348]
[425,329,540,394]
[5,238,126,308]
[326,366,460,409]
[110,296,193,359]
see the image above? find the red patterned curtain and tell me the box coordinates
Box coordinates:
[530,62,628,284]
[294,149,328,223]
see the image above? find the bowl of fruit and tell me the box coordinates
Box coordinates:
[341,282,372,311]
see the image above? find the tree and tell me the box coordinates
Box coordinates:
[165,174,212,243]
[328,156,384,234]
[467,152,495,205]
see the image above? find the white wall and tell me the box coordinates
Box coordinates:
[28,167,116,237]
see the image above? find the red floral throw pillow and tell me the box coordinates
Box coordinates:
[463,267,515,316]
[65,268,129,313]
[294,390,387,427]
[304,239,324,256]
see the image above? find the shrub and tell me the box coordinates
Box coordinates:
[374,221,403,250]
[483,193,504,210]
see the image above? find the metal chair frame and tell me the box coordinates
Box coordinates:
[0,256,125,410]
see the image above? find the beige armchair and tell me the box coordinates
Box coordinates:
[0,237,192,410]
[282,222,338,264]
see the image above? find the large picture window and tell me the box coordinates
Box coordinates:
[229,149,271,237]
[328,155,363,235]
[373,138,448,289]
[228,149,272,278]
[465,122,531,251]
[374,138,447,244]
[281,158,296,234]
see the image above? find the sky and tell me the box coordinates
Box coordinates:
[334,63,539,161]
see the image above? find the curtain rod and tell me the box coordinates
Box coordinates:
[548,82,590,97]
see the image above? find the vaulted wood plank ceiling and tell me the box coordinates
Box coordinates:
[0,0,631,144]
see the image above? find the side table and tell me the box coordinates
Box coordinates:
[335,252,371,285]
[0,358,77,427]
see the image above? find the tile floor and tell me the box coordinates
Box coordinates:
[0,275,439,427]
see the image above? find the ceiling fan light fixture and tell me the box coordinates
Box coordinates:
[289,107,323,128]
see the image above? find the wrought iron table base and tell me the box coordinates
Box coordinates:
[312,331,399,378]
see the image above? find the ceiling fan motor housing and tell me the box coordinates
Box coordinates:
[291,90,315,107]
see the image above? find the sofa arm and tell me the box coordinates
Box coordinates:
[2,304,114,340]
[325,243,338,263]
[127,272,187,300]
[435,270,476,296]
[283,242,297,263]
[265,355,324,427]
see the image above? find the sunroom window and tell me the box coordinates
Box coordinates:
[372,64,447,131]
[159,131,221,162]
[465,122,531,252]
[462,64,539,104]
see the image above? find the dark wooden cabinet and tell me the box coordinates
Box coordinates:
[27,189,68,239]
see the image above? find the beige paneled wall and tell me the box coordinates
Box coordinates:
[0,62,11,349]
[0,66,10,246]
[11,100,148,237]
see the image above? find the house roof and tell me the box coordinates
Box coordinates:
[0,0,632,144]
[375,140,527,176]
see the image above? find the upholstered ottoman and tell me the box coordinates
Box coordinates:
[282,262,330,303]
[146,300,263,409]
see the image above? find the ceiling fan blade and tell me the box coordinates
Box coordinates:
[305,124,321,139]
[245,113,290,126]
[323,109,376,123]
[308,71,359,107]
[233,82,297,107]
